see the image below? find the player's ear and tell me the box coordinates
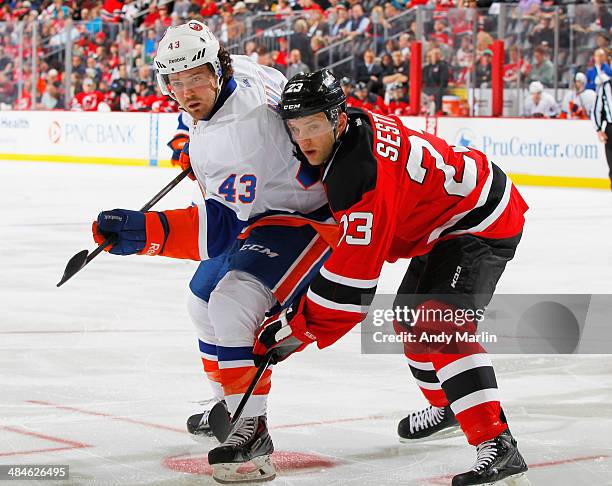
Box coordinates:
[337,111,348,134]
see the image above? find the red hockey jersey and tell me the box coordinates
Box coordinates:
[347,94,388,115]
[303,110,528,348]
[387,99,410,116]
[73,91,105,111]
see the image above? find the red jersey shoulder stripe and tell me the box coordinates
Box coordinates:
[319,265,379,288]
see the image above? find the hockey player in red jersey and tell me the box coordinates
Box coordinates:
[72,78,105,111]
[253,70,530,486]
[387,82,410,116]
[348,81,388,114]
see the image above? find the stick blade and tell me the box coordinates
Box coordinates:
[208,401,232,442]
[56,249,89,287]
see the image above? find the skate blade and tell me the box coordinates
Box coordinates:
[212,454,276,484]
[479,472,531,486]
[502,472,531,486]
[399,425,463,444]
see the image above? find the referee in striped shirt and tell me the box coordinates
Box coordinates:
[593,77,612,190]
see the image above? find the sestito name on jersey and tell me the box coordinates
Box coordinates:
[371,112,402,162]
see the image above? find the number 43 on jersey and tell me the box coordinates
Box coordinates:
[218,174,257,203]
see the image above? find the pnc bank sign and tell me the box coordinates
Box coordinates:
[48,121,137,145]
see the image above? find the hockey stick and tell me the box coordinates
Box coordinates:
[56,167,193,288]
[209,353,274,442]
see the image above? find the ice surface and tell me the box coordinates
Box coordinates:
[1,161,611,485]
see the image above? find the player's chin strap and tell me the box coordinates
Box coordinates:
[202,64,225,116]
[213,72,224,105]
[323,111,348,168]
[211,58,225,106]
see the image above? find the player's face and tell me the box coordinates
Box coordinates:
[168,65,218,120]
[287,112,347,166]
[356,88,368,100]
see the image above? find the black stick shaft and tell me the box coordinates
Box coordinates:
[85,237,114,264]
[57,168,192,287]
[139,167,192,212]
[88,167,192,265]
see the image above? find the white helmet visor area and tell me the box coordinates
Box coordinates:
[286,116,335,141]
[157,72,170,96]
[166,71,217,93]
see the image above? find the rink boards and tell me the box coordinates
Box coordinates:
[0,110,610,189]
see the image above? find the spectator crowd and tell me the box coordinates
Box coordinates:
[0,0,610,117]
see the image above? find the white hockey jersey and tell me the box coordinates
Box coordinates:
[189,55,327,220]
[561,88,596,119]
[162,56,331,260]
[522,92,560,118]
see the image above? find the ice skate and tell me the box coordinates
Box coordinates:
[186,400,227,441]
[452,429,529,486]
[398,405,461,442]
[207,415,275,483]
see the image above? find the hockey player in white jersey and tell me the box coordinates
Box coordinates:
[167,111,191,165]
[522,81,560,118]
[561,72,596,120]
[92,20,337,483]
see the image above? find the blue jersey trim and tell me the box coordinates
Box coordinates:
[177,112,190,132]
[205,198,248,258]
[198,340,218,356]
[216,345,254,361]
[204,77,238,121]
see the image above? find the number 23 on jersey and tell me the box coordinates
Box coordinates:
[340,212,373,246]
[371,112,478,197]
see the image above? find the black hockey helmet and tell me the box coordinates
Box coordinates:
[280,69,346,122]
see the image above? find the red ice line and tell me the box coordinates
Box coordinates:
[26,400,186,434]
[25,399,384,433]
[272,414,387,429]
[0,425,91,457]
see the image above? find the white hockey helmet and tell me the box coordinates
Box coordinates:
[154,20,222,96]
[528,81,544,94]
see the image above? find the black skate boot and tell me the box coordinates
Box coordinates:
[208,415,275,484]
[398,405,461,442]
[452,429,529,486]
[186,400,227,441]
